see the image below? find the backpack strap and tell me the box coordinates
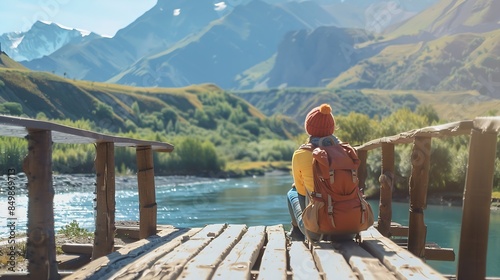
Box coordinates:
[299,143,315,151]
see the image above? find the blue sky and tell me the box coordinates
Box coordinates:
[0,0,157,36]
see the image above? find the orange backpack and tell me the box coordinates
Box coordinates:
[301,137,374,235]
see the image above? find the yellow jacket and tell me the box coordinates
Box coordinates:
[292,147,314,196]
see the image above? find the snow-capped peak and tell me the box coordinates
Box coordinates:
[0,21,101,61]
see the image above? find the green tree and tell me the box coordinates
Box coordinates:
[174,138,224,174]
[416,104,439,125]
[0,102,23,116]
[335,112,375,145]
[93,102,114,119]
[161,108,178,127]
[375,108,428,137]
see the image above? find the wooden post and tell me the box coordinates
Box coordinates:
[23,130,60,280]
[136,145,157,239]
[407,136,431,258]
[457,128,497,280]
[92,142,116,259]
[378,142,394,237]
[357,149,368,192]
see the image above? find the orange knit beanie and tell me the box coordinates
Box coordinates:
[304,104,335,137]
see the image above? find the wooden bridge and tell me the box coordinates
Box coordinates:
[0,115,499,279]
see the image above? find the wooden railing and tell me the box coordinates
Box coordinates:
[0,115,173,279]
[354,116,500,280]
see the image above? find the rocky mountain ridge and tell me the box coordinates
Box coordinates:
[0,21,100,61]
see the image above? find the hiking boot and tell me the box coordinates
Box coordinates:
[287,226,305,241]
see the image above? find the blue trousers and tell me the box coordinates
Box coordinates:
[287,186,355,242]
[286,187,322,241]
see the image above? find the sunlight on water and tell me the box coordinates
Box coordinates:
[1,172,499,276]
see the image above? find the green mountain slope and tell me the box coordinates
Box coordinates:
[0,52,28,70]
[385,0,500,38]
[0,66,302,141]
[328,29,500,97]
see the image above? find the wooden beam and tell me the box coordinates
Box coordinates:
[213,226,266,280]
[312,242,357,280]
[92,142,116,259]
[140,224,226,280]
[355,120,473,151]
[136,145,157,239]
[407,136,431,258]
[258,225,287,280]
[334,240,397,280]
[23,129,59,280]
[377,143,394,237]
[66,227,186,280]
[289,241,322,280]
[179,225,247,279]
[457,128,497,280]
[361,227,446,280]
[357,149,368,192]
[61,243,123,255]
[389,224,409,237]
[0,115,173,152]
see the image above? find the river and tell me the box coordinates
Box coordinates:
[1,171,499,276]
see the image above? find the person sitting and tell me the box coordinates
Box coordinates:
[286,103,353,242]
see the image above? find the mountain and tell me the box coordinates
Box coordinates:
[328,30,500,98]
[21,0,229,82]
[16,0,438,90]
[324,0,500,98]
[320,0,438,30]
[108,0,339,88]
[0,21,100,61]
[0,64,304,141]
[384,0,500,38]
[262,26,374,88]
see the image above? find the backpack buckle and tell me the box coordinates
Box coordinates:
[329,170,334,184]
[352,169,358,183]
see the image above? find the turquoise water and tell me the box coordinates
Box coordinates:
[1,172,499,276]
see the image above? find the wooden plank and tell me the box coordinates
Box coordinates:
[423,247,455,262]
[361,227,446,280]
[289,241,321,280]
[65,227,182,280]
[355,120,473,151]
[335,240,397,280]
[24,129,59,280]
[378,143,394,237]
[458,125,497,280]
[258,225,287,280]
[93,142,116,259]
[136,145,157,239]
[390,225,409,237]
[179,224,248,279]
[99,228,202,280]
[397,246,455,262]
[212,226,266,280]
[139,224,227,280]
[312,242,357,280]
[358,149,368,191]
[408,136,431,258]
[0,115,173,152]
[61,243,123,255]
[115,224,174,240]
